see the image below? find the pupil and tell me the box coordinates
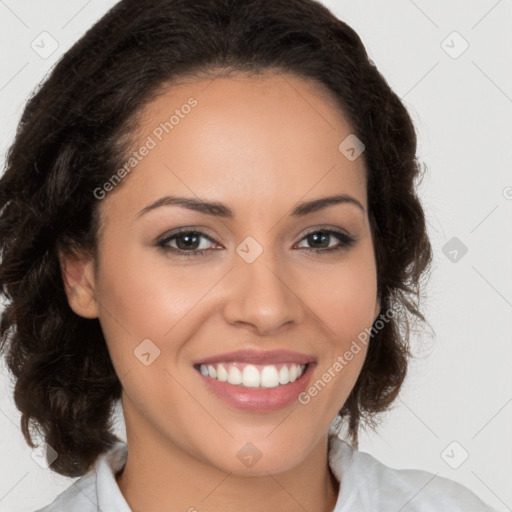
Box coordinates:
[177,232,199,250]
[309,232,329,248]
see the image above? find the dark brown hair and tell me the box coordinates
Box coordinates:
[0,0,432,477]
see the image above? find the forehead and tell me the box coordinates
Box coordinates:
[102,71,367,222]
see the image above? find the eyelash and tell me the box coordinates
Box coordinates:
[156,228,356,258]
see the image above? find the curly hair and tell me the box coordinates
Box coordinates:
[0,0,433,477]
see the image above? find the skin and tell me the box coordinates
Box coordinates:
[59,70,380,512]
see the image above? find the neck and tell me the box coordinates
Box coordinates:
[116,426,340,512]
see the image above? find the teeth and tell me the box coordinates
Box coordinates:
[217,364,228,382]
[198,362,307,388]
[242,365,260,388]
[278,365,289,385]
[227,365,242,385]
[260,365,279,388]
[207,365,217,379]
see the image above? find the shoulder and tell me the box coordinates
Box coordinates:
[329,435,499,511]
[32,471,97,512]
[33,440,128,512]
[353,450,498,511]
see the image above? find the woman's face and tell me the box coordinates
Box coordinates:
[63,71,380,475]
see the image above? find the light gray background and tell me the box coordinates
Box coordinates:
[0,1,511,511]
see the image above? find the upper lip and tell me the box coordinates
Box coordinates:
[193,349,316,366]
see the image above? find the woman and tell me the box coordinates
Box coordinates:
[0,0,498,510]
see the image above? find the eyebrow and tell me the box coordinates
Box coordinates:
[136,193,365,219]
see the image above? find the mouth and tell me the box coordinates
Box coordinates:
[192,349,316,411]
[194,361,309,388]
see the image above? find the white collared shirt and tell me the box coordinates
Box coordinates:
[35,434,498,511]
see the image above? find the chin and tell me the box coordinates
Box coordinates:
[198,433,316,477]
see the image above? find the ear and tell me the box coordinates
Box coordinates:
[58,248,99,319]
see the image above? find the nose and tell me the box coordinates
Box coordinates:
[221,248,306,336]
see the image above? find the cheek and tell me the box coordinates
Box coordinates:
[93,237,224,379]
[309,251,378,341]
[300,257,377,414]
[95,240,201,332]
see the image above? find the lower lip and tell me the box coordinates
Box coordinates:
[196,363,316,412]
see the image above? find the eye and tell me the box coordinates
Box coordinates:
[295,228,356,253]
[156,228,356,258]
[156,229,218,257]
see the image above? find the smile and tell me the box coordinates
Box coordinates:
[197,362,307,388]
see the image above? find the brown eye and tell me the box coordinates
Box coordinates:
[295,229,356,253]
[157,230,219,257]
